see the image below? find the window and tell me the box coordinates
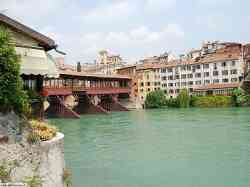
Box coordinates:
[221,62,227,67]
[213,71,219,76]
[231,78,238,82]
[147,82,150,86]
[213,79,219,83]
[205,80,210,84]
[147,88,151,92]
[230,69,237,75]
[188,74,193,78]
[168,83,173,87]
[195,73,201,78]
[214,63,217,69]
[181,74,186,79]
[203,64,209,69]
[162,76,167,81]
[187,65,191,71]
[168,76,173,80]
[231,61,236,66]
[181,66,186,71]
[167,68,173,73]
[188,81,193,85]
[196,65,201,69]
[169,89,174,94]
[161,68,166,73]
[222,78,229,83]
[195,80,202,85]
[146,75,150,80]
[175,75,180,79]
[204,72,209,77]
[140,82,144,87]
[154,82,157,86]
[181,82,187,86]
[222,70,228,75]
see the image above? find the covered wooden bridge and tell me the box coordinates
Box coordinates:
[42,70,132,118]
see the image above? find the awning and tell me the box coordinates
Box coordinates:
[15,47,59,78]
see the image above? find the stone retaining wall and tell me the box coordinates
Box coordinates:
[0,133,65,187]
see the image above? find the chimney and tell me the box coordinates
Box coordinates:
[77,62,81,72]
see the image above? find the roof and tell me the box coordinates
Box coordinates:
[0,13,56,51]
[135,45,242,71]
[116,64,137,70]
[59,70,131,80]
[194,83,240,91]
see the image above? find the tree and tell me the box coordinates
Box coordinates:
[0,26,30,115]
[77,62,81,72]
[177,89,190,108]
[145,90,166,109]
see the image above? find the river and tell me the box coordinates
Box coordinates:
[51,108,250,187]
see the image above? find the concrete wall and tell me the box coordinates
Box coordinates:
[0,113,65,187]
[0,133,65,187]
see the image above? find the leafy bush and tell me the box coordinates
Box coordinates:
[166,98,179,107]
[0,160,19,183]
[24,175,42,187]
[27,132,41,144]
[0,164,10,183]
[231,88,250,106]
[176,89,190,108]
[0,26,30,115]
[144,90,167,109]
[191,96,232,107]
[29,120,58,141]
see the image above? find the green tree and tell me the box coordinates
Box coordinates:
[0,26,30,115]
[145,90,166,109]
[177,89,190,108]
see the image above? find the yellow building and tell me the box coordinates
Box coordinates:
[137,65,161,105]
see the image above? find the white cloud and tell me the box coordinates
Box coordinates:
[82,1,136,23]
[77,24,185,62]
[1,0,185,64]
[145,0,176,12]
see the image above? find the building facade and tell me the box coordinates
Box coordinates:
[116,42,249,107]
[0,13,59,92]
[99,50,122,65]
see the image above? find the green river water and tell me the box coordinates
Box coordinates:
[51,108,250,187]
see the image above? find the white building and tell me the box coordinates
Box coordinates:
[160,42,244,97]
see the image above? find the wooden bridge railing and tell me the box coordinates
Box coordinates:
[42,85,131,96]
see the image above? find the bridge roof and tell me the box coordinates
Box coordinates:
[59,70,131,80]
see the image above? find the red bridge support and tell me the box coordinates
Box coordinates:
[45,96,80,118]
[73,94,109,115]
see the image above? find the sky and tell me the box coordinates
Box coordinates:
[1,0,250,64]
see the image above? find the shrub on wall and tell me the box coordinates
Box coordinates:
[176,89,190,108]
[0,26,30,115]
[191,96,232,107]
[145,90,167,109]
